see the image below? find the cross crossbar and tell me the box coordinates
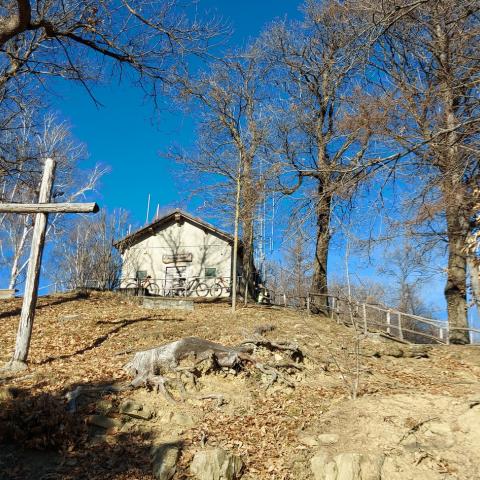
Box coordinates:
[0,202,99,214]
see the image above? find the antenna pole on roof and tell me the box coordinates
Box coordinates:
[145,193,151,224]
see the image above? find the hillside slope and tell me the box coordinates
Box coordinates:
[1,292,479,479]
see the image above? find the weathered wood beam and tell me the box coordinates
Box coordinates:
[10,158,56,368]
[0,202,99,214]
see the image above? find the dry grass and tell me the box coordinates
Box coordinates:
[0,292,479,479]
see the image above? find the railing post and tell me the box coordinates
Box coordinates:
[398,313,404,341]
[386,310,391,335]
[362,303,367,335]
[439,326,444,342]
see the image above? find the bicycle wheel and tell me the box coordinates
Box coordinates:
[195,282,210,297]
[146,282,159,296]
[210,283,223,298]
[125,281,139,295]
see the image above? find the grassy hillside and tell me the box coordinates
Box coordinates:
[1,292,479,479]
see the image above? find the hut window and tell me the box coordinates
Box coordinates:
[205,268,217,279]
[136,270,148,280]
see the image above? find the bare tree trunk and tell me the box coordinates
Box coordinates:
[434,20,471,344]
[467,254,480,318]
[231,168,242,312]
[241,219,255,302]
[445,205,470,344]
[311,188,331,311]
[8,223,30,289]
[239,154,257,301]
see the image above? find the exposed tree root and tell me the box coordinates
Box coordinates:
[123,336,304,402]
[65,384,127,412]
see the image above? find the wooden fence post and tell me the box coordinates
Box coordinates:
[398,313,404,341]
[386,310,391,335]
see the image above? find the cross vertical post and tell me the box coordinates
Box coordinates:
[9,158,56,369]
[0,158,99,370]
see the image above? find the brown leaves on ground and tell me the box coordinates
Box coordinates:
[0,291,479,479]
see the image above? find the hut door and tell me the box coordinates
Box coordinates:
[165,266,186,291]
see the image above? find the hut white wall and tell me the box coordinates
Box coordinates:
[120,219,233,290]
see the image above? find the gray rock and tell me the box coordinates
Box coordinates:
[120,399,153,420]
[190,448,244,480]
[88,414,122,430]
[151,441,181,480]
[317,434,339,446]
[311,453,384,480]
[162,411,196,427]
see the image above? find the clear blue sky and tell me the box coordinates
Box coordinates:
[51,1,302,226]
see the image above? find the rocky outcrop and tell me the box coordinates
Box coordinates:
[151,441,182,480]
[190,448,244,480]
[311,453,384,480]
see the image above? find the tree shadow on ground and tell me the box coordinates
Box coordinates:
[0,291,92,320]
[0,380,181,480]
[37,316,183,365]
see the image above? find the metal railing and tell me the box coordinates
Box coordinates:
[308,292,480,345]
[266,290,479,345]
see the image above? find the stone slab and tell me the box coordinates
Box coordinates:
[142,296,194,311]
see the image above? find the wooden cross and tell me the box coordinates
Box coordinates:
[0,158,99,370]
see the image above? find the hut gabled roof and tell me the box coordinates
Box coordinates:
[113,209,234,250]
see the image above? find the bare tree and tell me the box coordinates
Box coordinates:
[0,0,224,177]
[0,113,104,290]
[378,241,436,317]
[361,0,480,343]
[176,46,274,306]
[264,1,383,312]
[50,209,128,291]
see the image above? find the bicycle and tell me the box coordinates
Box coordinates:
[167,276,209,297]
[210,277,231,298]
[124,276,160,296]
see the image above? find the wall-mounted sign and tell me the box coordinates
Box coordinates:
[162,253,193,263]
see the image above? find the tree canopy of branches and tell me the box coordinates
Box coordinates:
[177,47,275,300]
[49,210,127,291]
[0,112,104,290]
[0,0,224,177]
[263,1,385,310]
[362,0,480,343]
